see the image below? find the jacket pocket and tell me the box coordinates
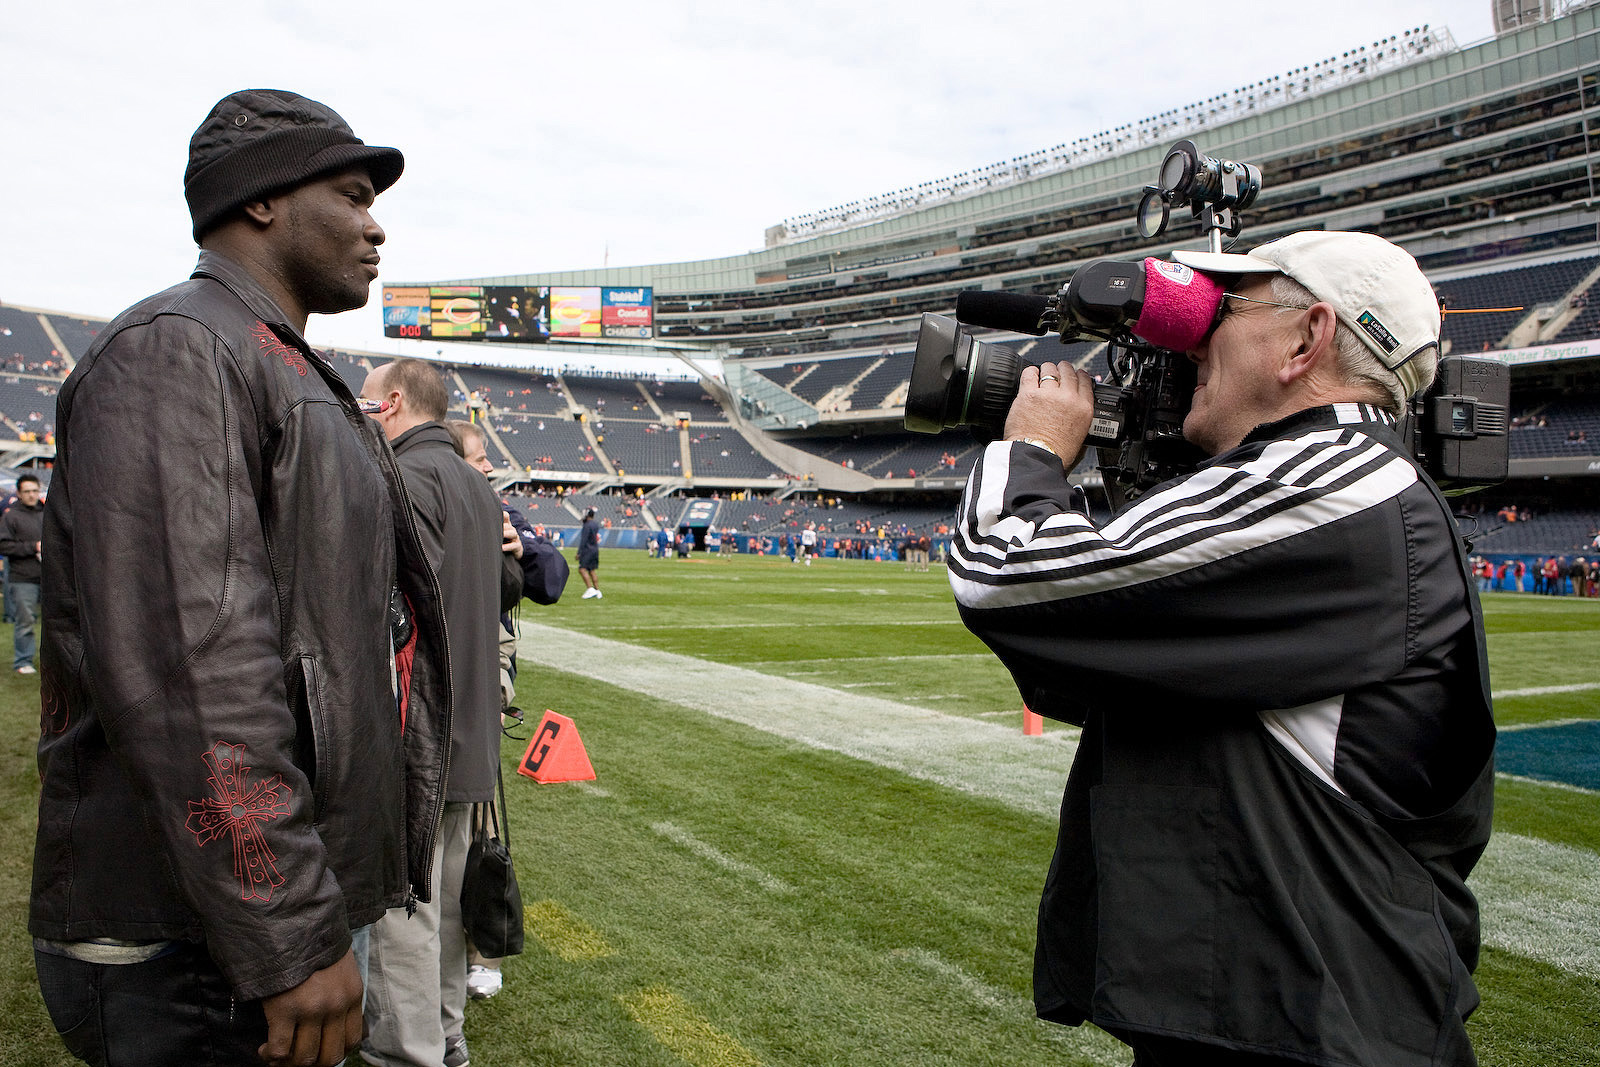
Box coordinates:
[293,655,330,822]
[1088,784,1219,1033]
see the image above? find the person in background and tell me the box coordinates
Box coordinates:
[445,418,568,1004]
[359,360,520,1067]
[579,508,603,598]
[0,472,45,674]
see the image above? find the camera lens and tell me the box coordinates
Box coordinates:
[904,313,1022,439]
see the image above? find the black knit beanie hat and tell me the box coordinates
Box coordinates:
[184,89,404,242]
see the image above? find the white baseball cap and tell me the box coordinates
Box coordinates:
[1173,230,1440,399]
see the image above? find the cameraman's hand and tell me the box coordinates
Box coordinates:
[1003,361,1094,469]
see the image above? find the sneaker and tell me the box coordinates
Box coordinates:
[466,963,503,999]
[444,1035,470,1067]
[581,588,597,599]
[15,665,35,675]
[593,589,603,599]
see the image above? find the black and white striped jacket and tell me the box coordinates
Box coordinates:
[951,403,1495,1064]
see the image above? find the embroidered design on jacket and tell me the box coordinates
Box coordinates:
[185,741,292,902]
[252,321,308,377]
[40,677,69,735]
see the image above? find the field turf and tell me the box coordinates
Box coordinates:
[0,550,1596,1065]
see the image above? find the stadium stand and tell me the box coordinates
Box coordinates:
[457,366,571,415]
[1552,281,1600,343]
[0,376,59,435]
[1436,256,1599,353]
[560,491,657,529]
[651,380,728,422]
[685,431,785,479]
[1510,400,1600,458]
[45,315,101,362]
[500,491,578,530]
[0,307,66,374]
[593,419,680,477]
[1471,509,1600,554]
[790,355,876,404]
[567,375,658,416]
[847,353,915,409]
[491,412,600,473]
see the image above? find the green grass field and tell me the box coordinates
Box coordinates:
[1,551,1597,1066]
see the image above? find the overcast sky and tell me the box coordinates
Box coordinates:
[2,1,1496,364]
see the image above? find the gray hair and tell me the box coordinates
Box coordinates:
[1270,275,1431,414]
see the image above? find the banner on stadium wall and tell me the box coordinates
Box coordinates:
[601,287,653,339]
[1488,337,1599,366]
[383,284,651,343]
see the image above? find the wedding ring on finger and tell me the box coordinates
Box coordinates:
[1038,374,1059,384]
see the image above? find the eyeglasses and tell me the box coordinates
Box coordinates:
[1213,291,1312,330]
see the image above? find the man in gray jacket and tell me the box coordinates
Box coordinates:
[359,359,520,1067]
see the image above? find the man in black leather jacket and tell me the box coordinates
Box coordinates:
[31,90,451,1067]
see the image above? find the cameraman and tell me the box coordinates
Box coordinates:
[949,232,1494,1067]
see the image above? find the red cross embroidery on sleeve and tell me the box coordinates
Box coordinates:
[185,742,292,902]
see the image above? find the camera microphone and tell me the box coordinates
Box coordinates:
[955,291,1053,336]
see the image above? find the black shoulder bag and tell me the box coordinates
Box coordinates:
[460,765,525,957]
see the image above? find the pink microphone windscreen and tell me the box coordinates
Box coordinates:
[1132,259,1226,351]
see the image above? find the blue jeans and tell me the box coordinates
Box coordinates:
[35,941,269,1067]
[11,580,38,669]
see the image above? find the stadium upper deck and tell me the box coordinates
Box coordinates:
[411,6,1597,434]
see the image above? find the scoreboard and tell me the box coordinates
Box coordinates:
[383,284,653,343]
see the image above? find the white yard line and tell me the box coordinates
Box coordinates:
[1497,717,1597,731]
[650,821,794,895]
[1495,772,1599,796]
[888,948,1124,1065]
[516,622,1600,979]
[1494,684,1600,699]
[516,622,1077,817]
[584,619,967,631]
[742,653,995,666]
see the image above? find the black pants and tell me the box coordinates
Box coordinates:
[1124,1032,1312,1067]
[35,941,269,1067]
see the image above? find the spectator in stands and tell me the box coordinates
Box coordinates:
[0,473,44,673]
[948,231,1494,1065]
[32,90,442,1067]
[578,508,603,598]
[359,360,520,1067]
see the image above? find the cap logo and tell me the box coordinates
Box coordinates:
[1356,310,1399,354]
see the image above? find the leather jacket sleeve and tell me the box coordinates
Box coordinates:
[58,316,349,998]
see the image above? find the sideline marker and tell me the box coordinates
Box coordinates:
[1023,708,1043,736]
[518,710,596,783]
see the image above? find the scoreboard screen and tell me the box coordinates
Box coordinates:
[384,284,652,343]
